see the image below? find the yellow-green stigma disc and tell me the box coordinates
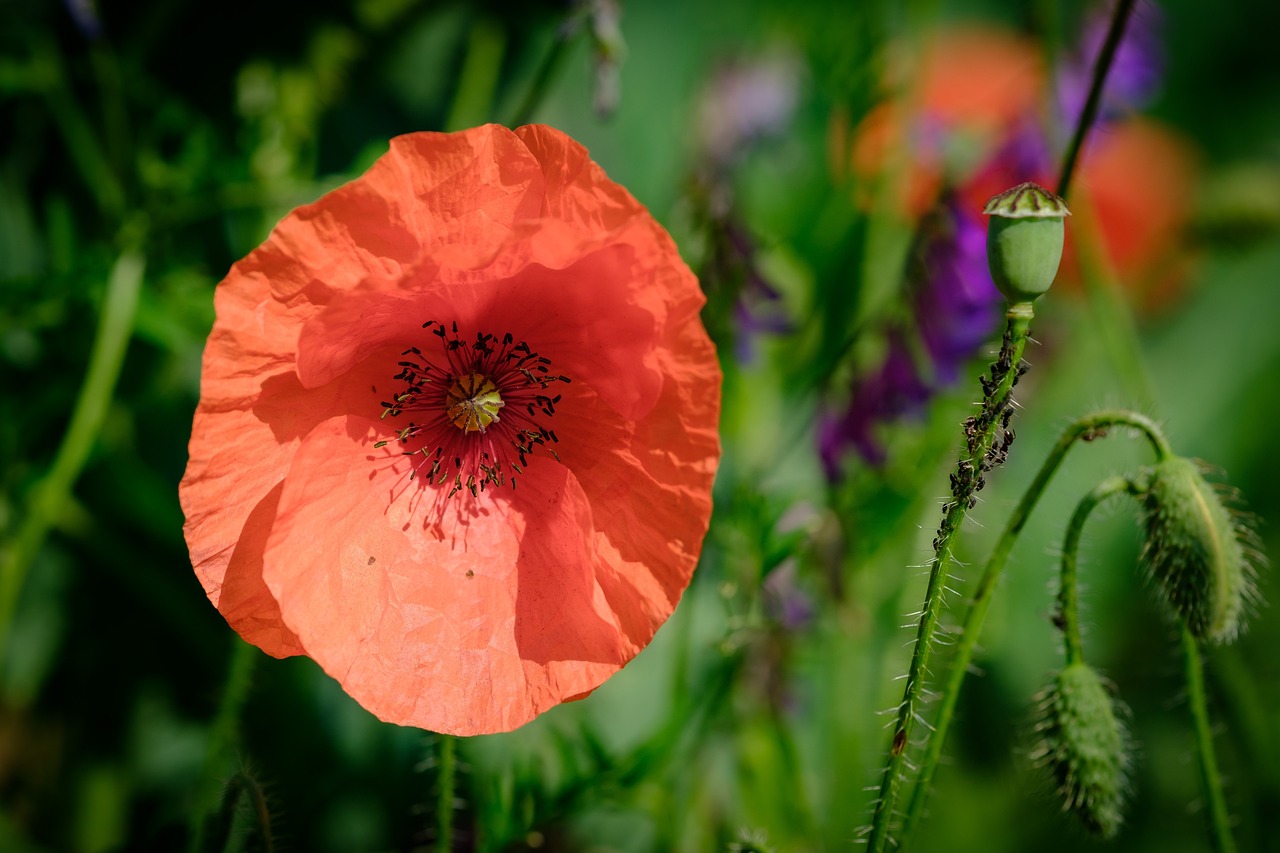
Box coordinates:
[446,373,504,433]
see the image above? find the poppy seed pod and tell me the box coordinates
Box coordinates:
[983,182,1070,303]
[1137,456,1255,642]
[1033,662,1130,838]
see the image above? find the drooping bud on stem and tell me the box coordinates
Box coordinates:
[1033,662,1130,838]
[1136,456,1258,642]
[983,182,1070,304]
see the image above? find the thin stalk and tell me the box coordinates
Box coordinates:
[437,735,456,852]
[1182,627,1237,853]
[201,770,274,853]
[444,17,506,133]
[0,240,145,671]
[508,16,579,127]
[1058,476,1140,666]
[1056,0,1138,199]
[189,637,261,853]
[1054,0,1156,418]
[867,304,1034,853]
[35,38,127,218]
[899,409,1169,846]
[1075,222,1157,411]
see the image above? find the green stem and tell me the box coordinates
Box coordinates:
[898,408,1169,847]
[190,637,261,853]
[1182,626,1237,853]
[1077,242,1157,411]
[437,735,456,851]
[0,239,145,672]
[867,304,1034,852]
[201,770,274,853]
[37,40,127,219]
[1058,476,1140,666]
[1056,0,1137,198]
[508,16,579,127]
[444,17,506,133]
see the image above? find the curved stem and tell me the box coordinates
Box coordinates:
[189,637,261,853]
[1058,476,1140,666]
[1056,0,1137,199]
[867,305,1034,852]
[1182,627,1237,853]
[898,408,1169,847]
[0,238,145,671]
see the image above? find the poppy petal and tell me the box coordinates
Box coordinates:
[261,415,630,734]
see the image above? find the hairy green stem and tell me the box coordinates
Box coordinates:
[190,637,260,853]
[202,771,274,853]
[899,409,1169,846]
[1056,0,1138,198]
[1182,627,1237,853]
[437,735,456,851]
[1058,476,1140,666]
[0,240,145,672]
[867,304,1033,852]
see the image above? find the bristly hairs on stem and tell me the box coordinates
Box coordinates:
[1181,626,1238,853]
[202,768,276,853]
[414,733,466,851]
[1034,475,1140,838]
[190,636,261,853]
[898,411,1169,845]
[864,303,1036,853]
[869,0,1145,842]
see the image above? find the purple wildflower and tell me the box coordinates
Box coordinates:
[820,201,1000,474]
[692,54,800,361]
[763,559,816,632]
[820,7,1168,476]
[698,54,802,166]
[913,203,1002,384]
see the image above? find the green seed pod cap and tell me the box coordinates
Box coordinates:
[1034,662,1130,838]
[983,182,1070,304]
[1138,456,1257,642]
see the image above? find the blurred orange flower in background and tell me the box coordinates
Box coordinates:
[1069,117,1199,306]
[179,124,721,735]
[839,21,1198,302]
[844,26,1047,217]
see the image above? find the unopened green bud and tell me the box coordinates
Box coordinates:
[1033,662,1130,838]
[983,182,1070,304]
[1137,456,1257,642]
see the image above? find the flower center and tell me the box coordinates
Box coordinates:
[377,321,569,498]
[446,373,504,433]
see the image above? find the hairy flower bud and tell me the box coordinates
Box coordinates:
[983,182,1070,303]
[1033,662,1130,838]
[1137,456,1257,642]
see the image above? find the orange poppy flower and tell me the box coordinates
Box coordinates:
[180,124,721,735]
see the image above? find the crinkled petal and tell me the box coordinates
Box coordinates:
[181,124,722,732]
[552,302,720,645]
[295,245,665,421]
[182,126,549,649]
[261,415,631,735]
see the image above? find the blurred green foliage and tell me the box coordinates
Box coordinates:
[2,0,1279,851]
